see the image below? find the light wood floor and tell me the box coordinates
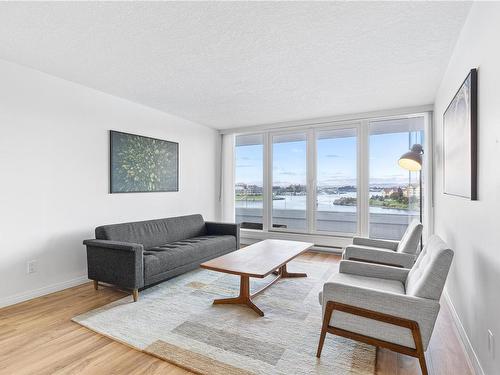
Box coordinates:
[0,252,473,375]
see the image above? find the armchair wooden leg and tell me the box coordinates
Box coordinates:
[411,321,428,375]
[132,289,139,302]
[316,301,429,375]
[93,280,98,290]
[417,353,428,375]
[316,301,335,358]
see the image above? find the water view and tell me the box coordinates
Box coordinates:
[236,189,419,215]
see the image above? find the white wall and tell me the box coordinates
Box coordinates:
[0,59,220,307]
[433,4,500,374]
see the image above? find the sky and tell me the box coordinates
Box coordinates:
[235,131,422,187]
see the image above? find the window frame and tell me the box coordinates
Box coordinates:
[233,112,431,242]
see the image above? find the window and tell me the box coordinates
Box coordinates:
[235,134,264,229]
[316,128,358,233]
[369,117,424,240]
[234,113,427,240]
[272,133,307,231]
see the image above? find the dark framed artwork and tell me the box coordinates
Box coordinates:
[443,68,478,200]
[110,130,179,193]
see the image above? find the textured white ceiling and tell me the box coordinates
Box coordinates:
[0,2,471,129]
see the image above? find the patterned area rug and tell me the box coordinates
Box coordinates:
[73,260,376,374]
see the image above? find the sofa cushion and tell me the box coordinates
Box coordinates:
[95,214,207,250]
[144,235,236,279]
[164,215,208,243]
[320,272,406,305]
[397,220,423,255]
[405,235,454,300]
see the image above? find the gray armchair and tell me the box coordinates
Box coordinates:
[343,220,423,268]
[317,235,453,375]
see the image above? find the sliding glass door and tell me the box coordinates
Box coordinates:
[315,128,358,234]
[368,117,424,240]
[234,134,264,229]
[271,133,307,231]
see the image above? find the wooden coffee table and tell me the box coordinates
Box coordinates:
[200,239,313,316]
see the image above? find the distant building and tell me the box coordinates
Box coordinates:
[403,184,420,198]
[235,183,262,195]
[383,188,398,197]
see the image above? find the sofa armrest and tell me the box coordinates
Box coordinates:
[83,239,144,289]
[339,260,410,282]
[205,222,240,249]
[83,239,143,252]
[352,237,399,251]
[343,245,416,268]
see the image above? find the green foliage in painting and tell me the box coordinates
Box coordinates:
[110,131,178,192]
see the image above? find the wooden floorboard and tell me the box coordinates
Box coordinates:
[0,252,473,375]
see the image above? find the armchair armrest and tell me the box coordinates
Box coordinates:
[352,237,399,251]
[205,221,240,249]
[322,278,440,349]
[83,239,144,289]
[343,245,416,268]
[339,260,410,282]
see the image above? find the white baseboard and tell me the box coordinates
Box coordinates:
[443,290,485,375]
[0,275,89,309]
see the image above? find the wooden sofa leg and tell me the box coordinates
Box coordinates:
[132,289,139,302]
[93,280,98,290]
[316,301,335,358]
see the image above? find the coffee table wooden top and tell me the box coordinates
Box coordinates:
[200,239,313,278]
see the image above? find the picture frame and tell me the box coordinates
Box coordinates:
[109,130,179,193]
[443,68,478,200]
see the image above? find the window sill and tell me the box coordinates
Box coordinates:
[240,228,351,250]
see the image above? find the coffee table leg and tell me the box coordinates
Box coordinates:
[213,275,264,317]
[279,263,307,278]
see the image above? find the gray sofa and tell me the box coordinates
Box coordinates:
[83,214,239,301]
